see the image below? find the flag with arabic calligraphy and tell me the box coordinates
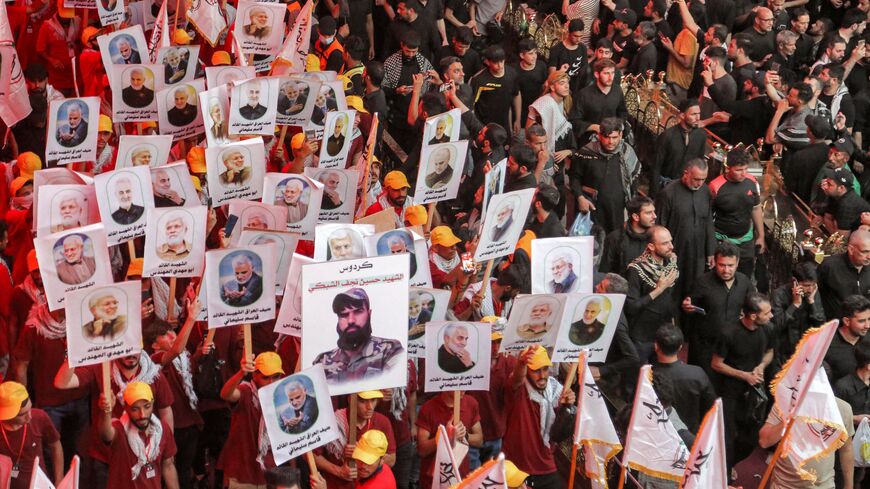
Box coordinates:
[680,399,726,489]
[433,425,461,489]
[0,1,31,127]
[186,0,227,46]
[450,453,507,489]
[30,452,79,488]
[769,320,838,420]
[147,0,170,63]
[573,350,621,488]
[272,0,312,76]
[622,365,688,482]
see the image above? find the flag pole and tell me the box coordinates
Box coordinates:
[567,352,584,489]
[758,417,795,489]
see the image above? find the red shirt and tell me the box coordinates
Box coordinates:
[356,463,397,489]
[318,411,397,489]
[469,354,517,440]
[375,360,418,447]
[0,409,59,489]
[416,394,481,488]
[150,352,204,429]
[106,418,177,489]
[217,382,273,485]
[502,382,557,475]
[12,326,88,407]
[35,19,75,90]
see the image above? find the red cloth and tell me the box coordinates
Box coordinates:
[35,20,74,90]
[79,48,105,97]
[0,409,59,489]
[318,411,397,489]
[429,259,448,289]
[276,335,301,374]
[106,418,177,489]
[150,351,204,429]
[375,360,417,447]
[217,382,273,485]
[12,327,89,407]
[356,463,397,489]
[416,394,480,488]
[468,354,517,440]
[4,209,34,285]
[501,382,557,475]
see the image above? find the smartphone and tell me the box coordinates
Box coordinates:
[460,252,475,273]
[439,81,453,93]
[692,306,707,315]
[142,288,152,302]
[224,214,239,237]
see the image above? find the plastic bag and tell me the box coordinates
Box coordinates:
[854,417,870,467]
[570,212,593,237]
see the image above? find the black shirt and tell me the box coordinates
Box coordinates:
[569,84,628,139]
[527,211,566,239]
[599,226,647,274]
[817,252,870,320]
[825,329,868,383]
[513,59,548,124]
[834,373,870,416]
[652,124,707,193]
[653,360,717,432]
[547,42,589,93]
[437,45,482,80]
[715,322,770,398]
[689,271,756,344]
[711,176,760,238]
[625,266,676,343]
[828,190,870,231]
[470,66,519,132]
[740,27,775,62]
[627,42,658,76]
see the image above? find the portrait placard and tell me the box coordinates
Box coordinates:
[111,64,165,122]
[365,228,432,288]
[258,364,339,465]
[500,294,567,353]
[414,140,467,204]
[65,281,143,367]
[233,0,286,54]
[32,168,88,233]
[317,110,356,169]
[94,166,155,245]
[407,288,450,357]
[45,97,100,166]
[551,293,625,363]
[96,0,125,26]
[423,109,461,146]
[36,185,99,238]
[98,26,148,84]
[303,167,357,223]
[263,173,323,239]
[205,66,256,89]
[482,158,506,217]
[116,134,173,168]
[150,162,200,208]
[229,77,279,135]
[205,137,266,205]
[301,254,409,395]
[124,0,155,31]
[226,199,289,246]
[313,223,374,262]
[35,224,114,311]
[473,188,535,262]
[142,206,207,277]
[275,77,320,127]
[199,84,236,147]
[304,80,346,139]
[424,321,491,392]
[205,244,277,328]
[300,71,338,82]
[157,45,200,86]
[238,229,300,292]
[157,79,205,138]
[274,253,316,336]
[531,237,594,294]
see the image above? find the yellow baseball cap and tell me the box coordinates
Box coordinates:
[491,331,504,341]
[123,381,154,405]
[527,346,552,371]
[346,95,368,114]
[212,51,231,66]
[27,250,39,273]
[0,382,28,421]
[126,258,144,279]
[81,26,101,45]
[174,29,192,45]
[352,430,388,465]
[16,152,42,178]
[57,0,75,18]
[186,147,206,174]
[255,352,285,376]
[290,132,306,150]
[358,390,384,400]
[191,175,202,192]
[404,204,427,226]
[10,177,31,197]
[383,171,410,190]
[140,121,158,132]
[98,114,113,133]
[430,226,461,247]
[505,460,530,488]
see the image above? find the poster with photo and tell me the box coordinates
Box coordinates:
[157,79,206,138]
[551,294,625,363]
[424,321,491,392]
[65,281,142,367]
[142,206,208,277]
[116,134,173,168]
[500,294,566,353]
[32,169,88,233]
[274,254,315,336]
[303,167,357,223]
[233,0,286,55]
[482,158,506,217]
[199,84,236,147]
[156,45,200,86]
[317,110,356,169]
[205,244,277,328]
[238,229,300,293]
[423,109,461,146]
[150,162,199,208]
[407,288,450,358]
[304,80,346,139]
[94,166,155,245]
[263,173,322,239]
[45,97,100,166]
[473,188,535,262]
[229,77,279,135]
[414,140,467,204]
[300,71,338,82]
[276,77,320,127]
[259,364,339,465]
[125,0,155,31]
[36,185,100,238]
[226,199,288,246]
[301,254,409,395]
[205,66,256,89]
[111,64,165,122]
[531,237,594,295]
[97,26,149,83]
[364,228,432,288]
[34,224,114,311]
[97,0,125,26]
[313,223,375,262]
[205,138,266,205]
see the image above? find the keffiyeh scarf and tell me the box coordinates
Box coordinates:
[530,94,572,153]
[112,352,162,406]
[525,376,562,448]
[247,381,272,469]
[626,250,679,289]
[25,304,66,340]
[120,412,163,481]
[326,408,350,459]
[172,351,198,410]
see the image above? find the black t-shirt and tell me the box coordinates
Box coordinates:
[711,177,760,238]
[346,0,373,42]
[828,190,870,231]
[514,59,548,123]
[547,43,589,93]
[819,92,855,128]
[715,322,770,398]
[470,66,520,131]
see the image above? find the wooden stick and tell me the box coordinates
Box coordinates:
[566,353,583,489]
[173,0,182,33]
[480,260,494,291]
[348,393,358,444]
[563,362,578,391]
[205,329,215,344]
[127,240,136,260]
[243,323,252,362]
[452,390,461,425]
[304,451,319,477]
[425,202,435,233]
[167,277,177,321]
[758,417,795,489]
[102,360,112,404]
[247,53,255,66]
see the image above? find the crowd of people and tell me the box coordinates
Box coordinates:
[1,0,870,487]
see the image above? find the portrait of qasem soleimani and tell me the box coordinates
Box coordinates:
[108,174,145,225]
[218,250,264,307]
[277,80,309,117]
[55,100,89,148]
[239,81,268,121]
[437,323,476,374]
[82,291,127,342]
[121,67,155,109]
[424,145,455,190]
[568,296,611,346]
[408,290,435,340]
[428,115,452,145]
[165,86,198,127]
[274,375,319,434]
[53,233,97,285]
[312,287,404,384]
[110,34,142,64]
[376,230,417,277]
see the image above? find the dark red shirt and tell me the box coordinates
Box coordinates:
[12,327,88,407]
[106,418,177,489]
[217,382,274,485]
[150,351,204,429]
[0,409,59,489]
[375,360,417,447]
[469,354,517,440]
[502,381,557,475]
[416,394,480,488]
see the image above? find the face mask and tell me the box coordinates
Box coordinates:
[13,194,33,210]
[320,35,334,45]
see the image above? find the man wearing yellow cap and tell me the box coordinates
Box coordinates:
[364,171,416,227]
[352,430,397,488]
[504,460,530,488]
[98,382,179,488]
[95,115,117,174]
[428,225,470,290]
[416,391,483,487]
[0,382,62,488]
[219,352,284,487]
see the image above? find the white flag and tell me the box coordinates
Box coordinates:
[148,0,171,63]
[232,35,248,67]
[57,455,79,489]
[0,2,32,127]
[29,455,79,489]
[452,453,507,489]
[770,320,838,420]
[622,365,688,482]
[272,0,312,76]
[187,0,227,46]
[680,399,727,489]
[29,457,54,489]
[573,350,621,487]
[432,425,461,489]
